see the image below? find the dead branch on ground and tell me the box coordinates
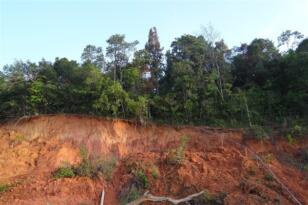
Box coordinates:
[126,190,205,205]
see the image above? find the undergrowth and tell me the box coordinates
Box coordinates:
[166,135,189,165]
[119,185,141,205]
[244,125,268,140]
[54,166,75,179]
[53,146,117,180]
[119,170,148,205]
[133,170,148,189]
[0,183,11,194]
[120,158,158,204]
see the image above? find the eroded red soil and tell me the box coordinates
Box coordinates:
[0,115,307,205]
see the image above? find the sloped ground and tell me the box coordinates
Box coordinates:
[0,115,307,205]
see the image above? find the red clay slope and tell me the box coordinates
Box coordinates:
[0,115,307,205]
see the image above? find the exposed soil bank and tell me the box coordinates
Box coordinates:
[0,115,307,205]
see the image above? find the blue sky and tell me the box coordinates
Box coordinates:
[1,0,308,68]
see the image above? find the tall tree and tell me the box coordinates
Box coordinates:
[160,35,207,122]
[1,61,38,117]
[296,38,308,53]
[106,34,138,82]
[232,38,280,88]
[278,30,304,51]
[29,59,58,114]
[202,25,231,102]
[165,35,207,81]
[81,45,106,71]
[145,27,164,93]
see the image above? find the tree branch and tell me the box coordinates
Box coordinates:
[100,189,105,205]
[126,190,205,205]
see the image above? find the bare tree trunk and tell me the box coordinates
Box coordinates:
[243,93,252,127]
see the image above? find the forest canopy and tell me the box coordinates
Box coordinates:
[0,27,307,129]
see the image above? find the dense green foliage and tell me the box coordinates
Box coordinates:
[0,27,307,130]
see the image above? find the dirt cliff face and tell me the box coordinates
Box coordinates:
[0,115,307,205]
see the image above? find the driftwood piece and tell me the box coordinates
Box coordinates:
[126,190,205,205]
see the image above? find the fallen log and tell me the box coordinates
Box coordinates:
[126,190,205,205]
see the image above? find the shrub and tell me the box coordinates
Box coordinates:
[119,164,149,204]
[72,146,93,177]
[94,156,117,180]
[53,147,118,180]
[166,135,189,165]
[79,145,89,160]
[54,158,117,179]
[120,185,141,205]
[133,170,148,189]
[75,146,118,179]
[53,166,75,179]
[0,183,10,194]
[75,159,92,177]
